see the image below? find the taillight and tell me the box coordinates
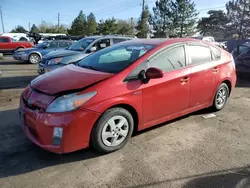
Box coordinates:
[230,54,236,69]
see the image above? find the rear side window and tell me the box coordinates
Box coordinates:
[150,46,186,72]
[113,38,127,44]
[211,46,221,60]
[188,45,212,65]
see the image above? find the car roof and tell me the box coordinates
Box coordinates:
[84,35,135,40]
[119,38,199,46]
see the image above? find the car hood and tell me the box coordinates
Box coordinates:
[44,49,82,59]
[15,47,37,52]
[31,64,113,95]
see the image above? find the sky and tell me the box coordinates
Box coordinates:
[0,0,228,33]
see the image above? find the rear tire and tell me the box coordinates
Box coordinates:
[91,108,134,153]
[212,83,229,111]
[29,53,41,64]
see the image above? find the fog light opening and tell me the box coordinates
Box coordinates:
[53,127,63,146]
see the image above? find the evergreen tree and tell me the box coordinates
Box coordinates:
[117,20,133,35]
[197,10,228,40]
[226,0,250,39]
[10,25,27,33]
[170,0,198,37]
[87,12,97,35]
[68,10,87,36]
[30,24,39,33]
[136,5,150,38]
[149,0,172,37]
[99,18,118,35]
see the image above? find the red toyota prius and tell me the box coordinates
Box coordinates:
[19,38,236,154]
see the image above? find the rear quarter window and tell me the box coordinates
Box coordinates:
[211,46,221,60]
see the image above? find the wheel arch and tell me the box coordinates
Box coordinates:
[108,104,139,133]
[221,79,232,96]
[91,103,139,135]
[15,46,25,50]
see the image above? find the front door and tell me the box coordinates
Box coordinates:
[187,44,218,108]
[142,45,190,127]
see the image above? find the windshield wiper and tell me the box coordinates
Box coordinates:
[80,65,101,71]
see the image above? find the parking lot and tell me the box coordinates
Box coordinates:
[0,57,250,188]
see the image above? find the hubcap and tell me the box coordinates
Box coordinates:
[216,87,227,108]
[30,55,39,63]
[101,115,129,147]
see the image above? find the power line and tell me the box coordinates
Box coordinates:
[94,0,135,15]
[0,6,5,33]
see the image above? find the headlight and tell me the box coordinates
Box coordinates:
[48,58,63,65]
[46,91,97,113]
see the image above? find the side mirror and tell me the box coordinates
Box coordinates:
[138,67,164,84]
[89,46,97,52]
[146,67,164,79]
[42,45,48,49]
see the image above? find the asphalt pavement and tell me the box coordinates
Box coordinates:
[0,57,250,188]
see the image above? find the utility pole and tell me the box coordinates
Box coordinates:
[57,13,60,30]
[29,22,30,31]
[0,6,5,33]
[142,0,145,12]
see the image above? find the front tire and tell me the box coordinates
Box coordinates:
[91,108,134,153]
[29,53,41,64]
[212,83,229,111]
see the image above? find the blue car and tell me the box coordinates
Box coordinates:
[13,40,75,64]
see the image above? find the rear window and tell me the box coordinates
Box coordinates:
[211,46,221,60]
[0,37,9,43]
[189,45,212,65]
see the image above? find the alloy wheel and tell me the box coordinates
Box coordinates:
[101,115,129,147]
[216,87,227,108]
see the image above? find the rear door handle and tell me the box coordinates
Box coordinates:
[212,67,218,73]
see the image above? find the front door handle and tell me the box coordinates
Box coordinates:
[180,77,189,84]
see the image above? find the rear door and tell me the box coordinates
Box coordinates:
[142,44,190,125]
[187,43,218,108]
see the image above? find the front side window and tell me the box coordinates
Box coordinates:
[149,46,186,72]
[188,45,212,65]
[238,45,250,54]
[76,44,155,73]
[59,41,71,48]
[49,41,58,48]
[92,39,111,51]
[68,38,95,51]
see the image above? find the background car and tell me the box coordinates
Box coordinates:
[231,42,250,78]
[38,35,134,74]
[0,36,34,54]
[13,40,75,64]
[20,38,236,154]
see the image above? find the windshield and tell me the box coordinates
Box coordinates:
[76,43,156,73]
[68,38,95,51]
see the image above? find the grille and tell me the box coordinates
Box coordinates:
[22,97,44,112]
